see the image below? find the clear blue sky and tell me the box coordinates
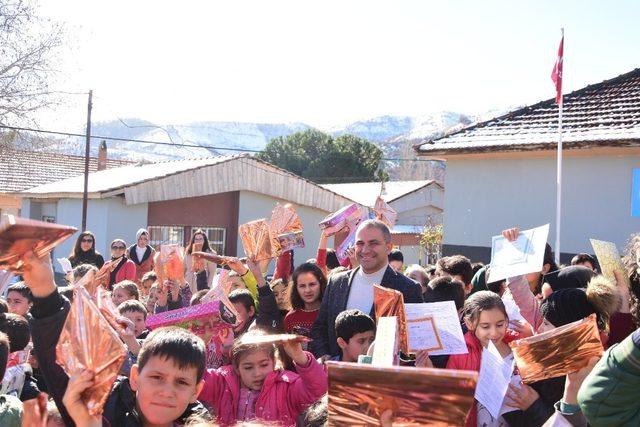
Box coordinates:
[40,0,640,129]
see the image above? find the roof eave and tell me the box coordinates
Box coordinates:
[416,139,640,156]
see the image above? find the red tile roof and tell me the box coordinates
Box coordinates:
[0,148,132,193]
[415,68,640,155]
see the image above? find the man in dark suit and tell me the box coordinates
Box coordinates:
[310,219,423,359]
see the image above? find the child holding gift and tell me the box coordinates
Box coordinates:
[198,330,328,426]
[20,250,210,426]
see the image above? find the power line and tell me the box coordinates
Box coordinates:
[0,123,440,161]
[0,124,255,153]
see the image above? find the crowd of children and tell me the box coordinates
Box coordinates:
[1,219,640,427]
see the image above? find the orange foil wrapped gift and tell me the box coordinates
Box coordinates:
[239,219,278,261]
[0,215,76,273]
[270,203,303,236]
[373,284,408,354]
[56,285,127,416]
[75,267,108,300]
[155,244,185,283]
[327,361,477,426]
[510,316,604,383]
[373,197,397,229]
[191,242,205,272]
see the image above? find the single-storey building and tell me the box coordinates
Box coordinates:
[414,68,640,263]
[321,180,444,265]
[0,143,129,217]
[21,154,355,273]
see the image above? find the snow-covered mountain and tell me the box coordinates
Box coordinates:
[24,112,475,179]
[41,119,312,162]
[329,111,472,143]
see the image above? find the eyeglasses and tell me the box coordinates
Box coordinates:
[111,246,126,250]
[81,238,94,243]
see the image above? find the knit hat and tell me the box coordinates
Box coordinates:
[541,275,621,328]
[542,265,595,291]
[136,228,149,241]
[540,288,594,327]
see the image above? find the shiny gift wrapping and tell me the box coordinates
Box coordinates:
[239,219,278,261]
[240,333,310,347]
[191,242,205,272]
[56,286,127,416]
[510,316,603,383]
[374,285,408,354]
[78,266,109,299]
[319,203,363,235]
[0,215,77,273]
[146,302,231,341]
[327,362,477,426]
[270,204,305,254]
[155,244,185,283]
[270,203,303,236]
[203,274,239,325]
[96,287,126,334]
[373,197,397,229]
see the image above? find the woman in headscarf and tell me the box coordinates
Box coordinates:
[68,231,105,269]
[126,228,156,284]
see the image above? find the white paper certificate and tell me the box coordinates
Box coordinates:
[474,341,514,419]
[488,224,550,283]
[404,301,467,356]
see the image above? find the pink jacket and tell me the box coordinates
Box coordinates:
[506,275,544,330]
[198,352,327,426]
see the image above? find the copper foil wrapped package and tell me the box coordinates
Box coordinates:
[74,267,109,300]
[373,285,408,354]
[270,203,303,236]
[510,316,604,383]
[96,287,127,334]
[327,361,477,426]
[373,197,398,229]
[239,219,278,261]
[191,242,205,272]
[155,244,185,283]
[270,204,305,254]
[0,215,77,273]
[241,333,310,347]
[56,286,127,416]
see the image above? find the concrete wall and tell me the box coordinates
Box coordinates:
[22,197,148,273]
[443,153,640,261]
[390,185,444,226]
[237,190,328,270]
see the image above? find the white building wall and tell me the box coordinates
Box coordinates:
[104,196,148,254]
[21,197,148,273]
[443,153,640,260]
[238,191,329,271]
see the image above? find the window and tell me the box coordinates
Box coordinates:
[198,227,226,254]
[148,226,185,248]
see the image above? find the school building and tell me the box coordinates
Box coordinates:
[415,68,640,263]
[20,154,355,272]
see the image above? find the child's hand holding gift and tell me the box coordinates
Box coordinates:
[282,340,308,366]
[62,370,102,427]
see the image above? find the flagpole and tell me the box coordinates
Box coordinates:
[554,28,564,265]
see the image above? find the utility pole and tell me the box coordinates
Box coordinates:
[81,90,93,231]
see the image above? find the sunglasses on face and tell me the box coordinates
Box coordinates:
[82,238,94,243]
[111,246,126,250]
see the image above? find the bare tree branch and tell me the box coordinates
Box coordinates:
[0,0,64,131]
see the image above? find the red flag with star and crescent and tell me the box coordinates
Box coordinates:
[551,33,564,104]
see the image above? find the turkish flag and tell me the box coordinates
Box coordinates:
[551,33,564,104]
